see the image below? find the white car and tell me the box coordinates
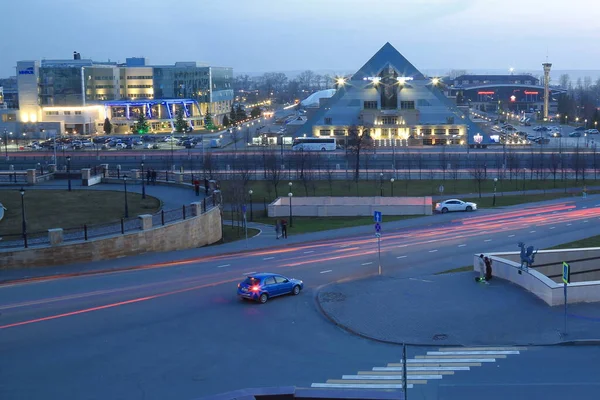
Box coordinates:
[435,199,477,213]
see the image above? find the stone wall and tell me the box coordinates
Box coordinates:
[0,206,222,269]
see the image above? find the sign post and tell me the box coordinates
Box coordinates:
[374,211,382,276]
[242,204,248,248]
[562,261,570,335]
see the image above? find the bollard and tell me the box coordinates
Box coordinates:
[165,171,169,182]
[84,224,88,240]
[121,218,124,234]
[161,209,165,225]
[182,205,186,220]
[203,198,207,213]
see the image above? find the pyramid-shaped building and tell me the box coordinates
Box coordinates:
[296,42,488,146]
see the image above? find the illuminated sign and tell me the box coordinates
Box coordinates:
[478,91,495,95]
[510,95,516,102]
[18,67,34,75]
[474,133,484,144]
[524,91,539,95]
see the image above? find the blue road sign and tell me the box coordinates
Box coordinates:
[562,262,570,284]
[374,211,382,223]
[375,222,381,232]
[242,205,247,213]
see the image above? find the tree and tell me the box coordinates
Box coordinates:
[134,113,149,134]
[549,152,561,188]
[265,153,282,198]
[222,115,230,127]
[324,157,335,195]
[103,118,112,134]
[229,104,237,125]
[235,105,247,122]
[250,106,261,119]
[347,126,373,181]
[204,109,215,130]
[559,74,570,89]
[469,159,487,198]
[174,107,187,133]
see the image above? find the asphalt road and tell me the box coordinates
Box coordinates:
[2,195,600,399]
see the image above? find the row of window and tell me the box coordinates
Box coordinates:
[130,94,154,99]
[458,80,534,85]
[93,76,116,81]
[362,100,416,110]
[45,110,83,116]
[126,76,153,80]
[127,85,153,89]
[95,85,115,89]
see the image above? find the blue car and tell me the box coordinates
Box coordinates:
[237,273,304,304]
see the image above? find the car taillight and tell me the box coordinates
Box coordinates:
[251,285,260,292]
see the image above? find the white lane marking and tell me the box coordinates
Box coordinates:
[508,234,515,238]
[398,244,408,248]
[550,227,556,230]
[397,255,407,259]
[458,244,467,247]
[217,264,230,268]
[426,240,435,243]
[583,206,588,209]
[410,278,433,283]
[484,239,492,242]
[340,245,351,248]
[242,271,257,275]
[342,374,442,380]
[394,358,497,363]
[584,220,589,223]
[529,230,536,233]
[303,250,315,254]
[567,223,572,226]
[263,257,275,260]
[361,262,373,266]
[428,351,519,355]
[312,383,413,389]
[552,211,557,214]
[429,249,438,253]
[320,270,332,274]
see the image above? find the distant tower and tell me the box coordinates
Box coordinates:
[542,62,552,119]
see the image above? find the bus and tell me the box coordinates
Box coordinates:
[291,137,336,151]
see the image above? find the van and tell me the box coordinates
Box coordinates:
[210,138,221,148]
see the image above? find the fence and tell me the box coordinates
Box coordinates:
[0,198,217,250]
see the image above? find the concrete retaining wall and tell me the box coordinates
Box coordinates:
[0,206,222,269]
[268,196,433,217]
[473,250,600,306]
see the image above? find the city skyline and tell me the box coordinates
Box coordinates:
[2,0,600,78]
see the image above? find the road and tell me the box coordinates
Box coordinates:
[2,195,600,399]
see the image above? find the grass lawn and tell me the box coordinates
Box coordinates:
[435,265,473,275]
[226,179,600,203]
[222,225,260,243]
[0,190,160,235]
[547,235,600,250]
[462,192,581,208]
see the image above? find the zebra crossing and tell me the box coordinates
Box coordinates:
[311,347,526,390]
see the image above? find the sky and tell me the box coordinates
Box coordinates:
[2,0,600,78]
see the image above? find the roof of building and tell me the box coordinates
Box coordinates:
[352,42,425,81]
[454,74,539,82]
[300,89,336,107]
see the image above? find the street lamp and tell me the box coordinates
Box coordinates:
[380,172,384,196]
[248,189,253,222]
[3,128,7,159]
[141,161,146,199]
[390,178,395,197]
[123,174,129,218]
[20,187,28,248]
[288,192,293,228]
[493,177,498,207]
[66,155,72,192]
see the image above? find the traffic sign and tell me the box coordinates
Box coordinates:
[375,222,381,232]
[374,211,382,223]
[375,232,381,238]
[562,262,570,284]
[242,205,247,213]
[439,185,445,194]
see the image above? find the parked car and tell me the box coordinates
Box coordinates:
[237,273,304,304]
[435,199,478,213]
[586,129,599,135]
[569,131,582,138]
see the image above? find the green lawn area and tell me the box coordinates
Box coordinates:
[547,235,600,250]
[0,190,160,235]
[462,192,581,208]
[222,225,260,243]
[228,179,600,203]
[435,265,474,275]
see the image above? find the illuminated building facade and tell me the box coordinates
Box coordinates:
[296,42,485,146]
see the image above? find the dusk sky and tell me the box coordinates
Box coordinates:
[2,0,599,78]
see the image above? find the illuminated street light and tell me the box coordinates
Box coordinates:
[336,77,346,86]
[431,77,439,85]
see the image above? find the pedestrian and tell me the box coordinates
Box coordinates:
[204,178,209,194]
[194,179,200,196]
[484,256,493,281]
[146,168,151,185]
[275,220,281,239]
[151,169,157,185]
[281,218,288,239]
[476,254,485,283]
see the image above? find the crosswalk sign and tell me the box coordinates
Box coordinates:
[562,262,570,284]
[374,211,382,223]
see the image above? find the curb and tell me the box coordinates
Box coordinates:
[313,278,600,348]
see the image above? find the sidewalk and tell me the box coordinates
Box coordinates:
[317,272,600,346]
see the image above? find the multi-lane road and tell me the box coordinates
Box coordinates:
[2,195,600,399]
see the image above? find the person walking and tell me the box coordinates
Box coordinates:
[194,179,200,196]
[477,254,486,283]
[204,178,209,194]
[484,256,493,281]
[151,169,157,185]
[281,218,288,239]
[275,220,281,239]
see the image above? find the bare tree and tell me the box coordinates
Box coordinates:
[238,153,252,190]
[439,147,448,181]
[347,126,373,181]
[549,152,561,188]
[448,154,460,193]
[470,159,487,198]
[324,155,335,195]
[506,151,520,189]
[300,152,315,196]
[203,151,215,179]
[265,153,282,198]
[572,145,584,183]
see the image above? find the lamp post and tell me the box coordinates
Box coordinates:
[493,177,498,207]
[288,192,293,228]
[66,155,72,192]
[248,189,253,222]
[123,174,129,218]
[379,172,384,196]
[20,187,28,248]
[390,178,395,197]
[141,161,146,199]
[3,128,7,159]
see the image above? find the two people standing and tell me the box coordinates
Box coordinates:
[275,219,288,239]
[477,254,493,283]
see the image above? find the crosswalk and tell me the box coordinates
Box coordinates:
[311,347,526,390]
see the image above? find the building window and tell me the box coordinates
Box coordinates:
[421,128,432,135]
[45,111,59,116]
[434,128,446,135]
[75,111,82,115]
[64,111,71,115]
[381,116,398,125]
[319,129,331,136]
[126,76,153,80]
[333,129,345,136]
[364,101,377,109]
[449,128,460,135]
[525,80,531,85]
[400,101,415,110]
[324,117,332,125]
[127,85,153,89]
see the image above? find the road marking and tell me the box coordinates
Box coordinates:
[303,250,315,254]
[583,206,588,209]
[362,367,469,372]
[216,264,230,268]
[361,262,373,266]
[584,220,589,223]
[550,227,556,230]
[508,234,515,238]
[426,240,435,243]
[484,239,492,242]
[242,271,256,276]
[320,270,332,274]
[312,383,413,389]
[341,375,442,380]
[429,249,438,253]
[567,223,572,226]
[263,257,275,260]
[441,347,526,351]
[427,351,519,355]
[397,255,407,259]
[458,244,467,247]
[529,230,536,233]
[398,244,408,248]
[395,358,497,363]
[410,278,433,283]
